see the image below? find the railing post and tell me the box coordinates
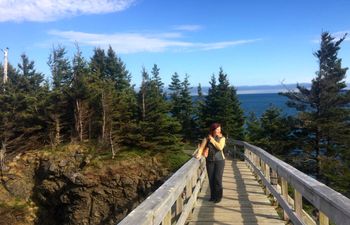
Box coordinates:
[271,169,278,203]
[162,210,172,225]
[176,192,184,220]
[281,177,289,221]
[294,189,303,220]
[265,163,271,195]
[319,211,329,225]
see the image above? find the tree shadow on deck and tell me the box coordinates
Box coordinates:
[230,159,259,225]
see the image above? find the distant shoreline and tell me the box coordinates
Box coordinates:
[190,83,350,95]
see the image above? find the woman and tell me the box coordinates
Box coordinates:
[196,123,226,203]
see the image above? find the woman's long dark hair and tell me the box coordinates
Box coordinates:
[209,123,221,137]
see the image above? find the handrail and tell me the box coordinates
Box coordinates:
[118,155,206,225]
[229,140,350,225]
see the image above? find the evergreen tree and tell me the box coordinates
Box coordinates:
[105,46,131,90]
[70,46,90,141]
[137,67,181,151]
[281,32,350,180]
[193,83,206,138]
[201,68,244,140]
[169,72,182,120]
[47,46,73,146]
[151,64,164,93]
[90,48,106,79]
[0,57,47,154]
[246,106,296,157]
[105,47,138,149]
[179,74,195,141]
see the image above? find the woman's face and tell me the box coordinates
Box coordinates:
[214,126,221,136]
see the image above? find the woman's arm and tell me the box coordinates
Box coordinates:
[209,136,226,151]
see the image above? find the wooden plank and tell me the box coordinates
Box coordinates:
[244,155,304,225]
[281,178,289,221]
[175,164,206,225]
[319,211,329,225]
[294,189,303,219]
[162,211,171,225]
[118,157,205,225]
[236,141,350,225]
[188,160,285,225]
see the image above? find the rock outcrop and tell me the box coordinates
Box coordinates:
[0,145,172,225]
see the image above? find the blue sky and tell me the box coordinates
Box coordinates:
[1,0,350,88]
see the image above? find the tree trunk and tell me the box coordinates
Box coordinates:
[54,114,61,146]
[109,128,115,159]
[75,99,84,142]
[101,92,106,141]
[142,91,146,121]
[0,143,6,176]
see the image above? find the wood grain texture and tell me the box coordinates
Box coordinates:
[186,160,285,225]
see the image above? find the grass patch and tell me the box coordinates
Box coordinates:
[162,150,191,172]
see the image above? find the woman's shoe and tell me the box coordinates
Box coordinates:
[214,198,221,203]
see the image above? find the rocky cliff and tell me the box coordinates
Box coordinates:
[0,144,177,225]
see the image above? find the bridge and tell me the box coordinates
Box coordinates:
[118,140,350,225]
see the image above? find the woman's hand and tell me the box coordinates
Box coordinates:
[208,135,214,142]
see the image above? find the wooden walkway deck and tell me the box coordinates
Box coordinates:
[186,159,285,225]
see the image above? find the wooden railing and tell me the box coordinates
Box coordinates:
[118,156,206,225]
[229,140,350,225]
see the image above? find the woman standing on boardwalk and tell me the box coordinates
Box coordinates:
[195,123,226,203]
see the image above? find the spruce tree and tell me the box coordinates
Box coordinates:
[246,106,296,157]
[281,32,350,181]
[201,68,244,140]
[179,74,195,141]
[70,46,90,141]
[137,67,181,151]
[47,46,73,146]
[169,72,182,121]
[193,83,206,138]
[0,56,47,154]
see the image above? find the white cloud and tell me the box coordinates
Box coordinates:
[172,25,203,32]
[0,0,135,22]
[48,30,260,53]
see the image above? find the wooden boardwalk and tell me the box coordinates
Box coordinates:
[186,160,285,225]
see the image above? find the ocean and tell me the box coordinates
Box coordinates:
[238,93,296,118]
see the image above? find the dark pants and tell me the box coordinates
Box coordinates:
[206,160,225,201]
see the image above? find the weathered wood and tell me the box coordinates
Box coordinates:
[118,157,205,225]
[233,140,350,225]
[287,195,316,225]
[281,177,289,221]
[162,211,171,225]
[294,189,303,219]
[265,163,271,195]
[188,160,285,225]
[176,168,206,225]
[319,211,329,225]
[176,193,183,219]
[244,155,304,225]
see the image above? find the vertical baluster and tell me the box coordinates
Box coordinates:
[265,163,270,195]
[176,192,184,221]
[294,189,303,220]
[281,177,289,221]
[319,211,329,225]
[162,210,172,225]
[271,169,278,204]
[186,179,193,218]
